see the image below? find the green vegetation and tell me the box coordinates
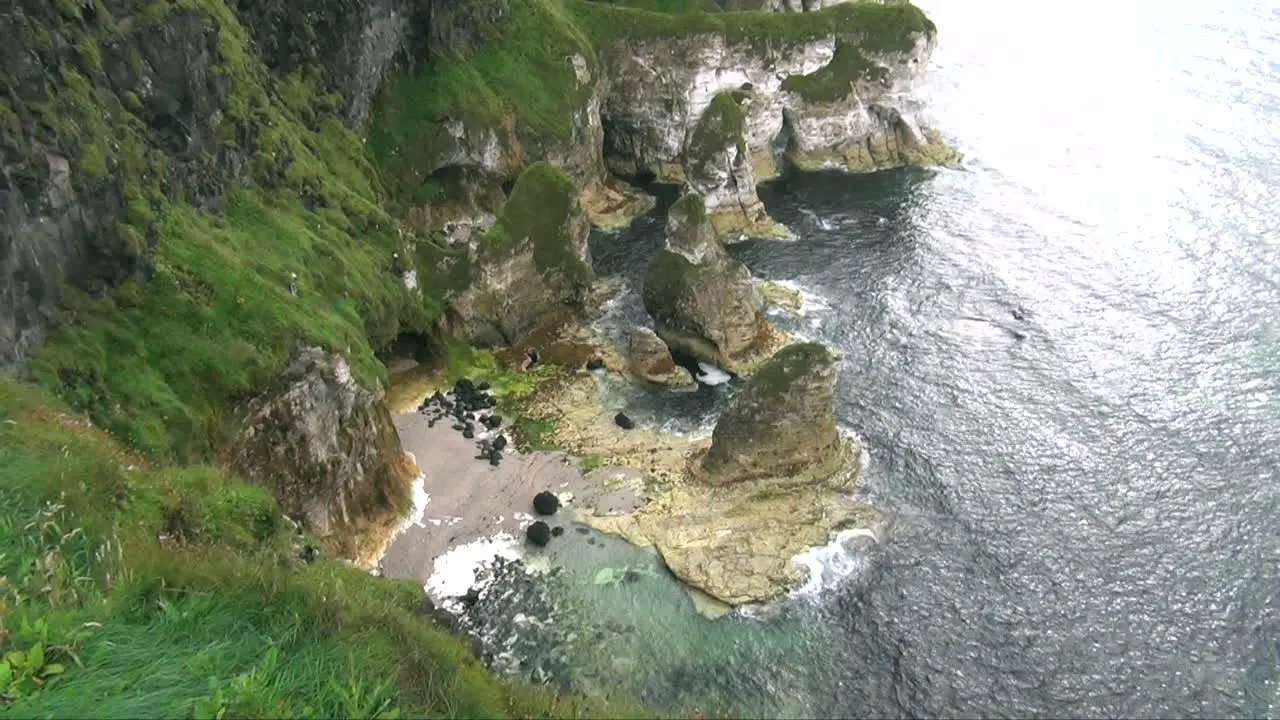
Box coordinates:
[780,41,887,102]
[745,342,835,398]
[18,0,440,461]
[589,0,721,14]
[482,162,591,288]
[685,93,747,180]
[367,0,596,207]
[669,192,708,227]
[0,378,624,718]
[569,0,934,50]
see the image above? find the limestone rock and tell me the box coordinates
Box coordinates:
[642,194,778,372]
[230,346,417,548]
[700,342,844,485]
[628,327,695,388]
[598,3,956,185]
[452,162,594,346]
[683,93,787,240]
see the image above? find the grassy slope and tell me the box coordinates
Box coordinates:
[0,378,625,718]
[22,0,439,462]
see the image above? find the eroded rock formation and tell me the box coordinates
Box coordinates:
[452,161,594,346]
[583,341,871,606]
[628,327,695,388]
[599,3,957,193]
[699,342,844,483]
[642,193,781,372]
[231,346,418,551]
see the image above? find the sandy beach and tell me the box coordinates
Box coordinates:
[378,404,647,596]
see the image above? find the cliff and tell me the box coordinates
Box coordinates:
[0,0,948,711]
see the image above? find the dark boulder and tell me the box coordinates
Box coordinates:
[533,491,560,516]
[526,521,552,547]
[614,412,635,430]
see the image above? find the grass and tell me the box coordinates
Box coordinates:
[780,41,888,102]
[18,0,443,463]
[367,0,596,207]
[569,0,935,51]
[0,378,633,718]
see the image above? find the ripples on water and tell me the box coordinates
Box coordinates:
[563,0,1280,716]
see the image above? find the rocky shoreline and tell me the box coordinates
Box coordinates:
[377,202,885,616]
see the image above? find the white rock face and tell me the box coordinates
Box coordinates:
[600,30,950,183]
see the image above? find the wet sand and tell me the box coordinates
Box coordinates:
[378,409,646,594]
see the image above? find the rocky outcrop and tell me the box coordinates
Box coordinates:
[231,346,417,548]
[628,327,695,388]
[699,342,844,484]
[642,193,781,372]
[598,3,956,188]
[576,341,872,606]
[452,162,594,347]
[682,92,787,240]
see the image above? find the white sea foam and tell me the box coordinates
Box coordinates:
[378,454,430,548]
[695,362,733,386]
[424,532,522,601]
[790,528,879,599]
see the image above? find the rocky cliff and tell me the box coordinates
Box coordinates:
[586,1,956,235]
[2,0,945,564]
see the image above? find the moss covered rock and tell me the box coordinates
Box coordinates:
[699,342,845,484]
[641,193,776,371]
[683,92,787,240]
[453,161,594,346]
[230,346,417,553]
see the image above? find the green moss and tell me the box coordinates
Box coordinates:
[590,0,720,13]
[669,192,707,227]
[0,378,634,719]
[571,0,934,53]
[25,0,450,462]
[746,342,835,399]
[685,92,745,178]
[643,249,709,327]
[368,0,596,206]
[780,41,886,102]
[482,161,590,287]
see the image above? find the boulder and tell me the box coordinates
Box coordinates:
[700,342,845,485]
[533,491,561,516]
[642,194,780,372]
[452,162,594,347]
[627,327,695,388]
[230,346,417,548]
[526,521,552,547]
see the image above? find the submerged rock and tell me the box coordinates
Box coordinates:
[627,327,696,388]
[642,194,783,372]
[230,346,417,551]
[614,412,636,430]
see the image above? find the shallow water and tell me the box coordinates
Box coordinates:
[469,0,1280,716]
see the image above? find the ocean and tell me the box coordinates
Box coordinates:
[458,0,1280,716]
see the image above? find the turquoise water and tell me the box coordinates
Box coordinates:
[465,1,1280,716]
